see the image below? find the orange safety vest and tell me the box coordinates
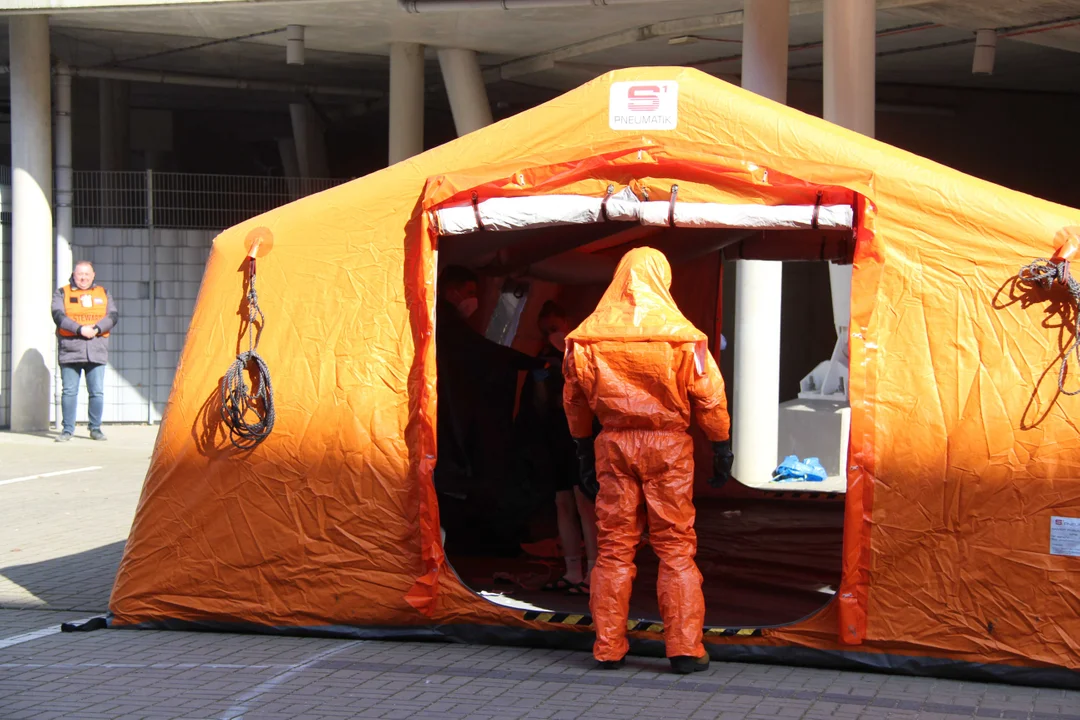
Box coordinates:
[58,285,110,337]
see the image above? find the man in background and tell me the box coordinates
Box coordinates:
[51,261,118,442]
[435,265,546,556]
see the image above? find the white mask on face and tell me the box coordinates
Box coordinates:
[456,297,479,318]
[549,331,567,352]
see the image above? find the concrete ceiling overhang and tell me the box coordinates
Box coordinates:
[0,0,1078,109]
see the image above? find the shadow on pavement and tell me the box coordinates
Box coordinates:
[1,540,125,612]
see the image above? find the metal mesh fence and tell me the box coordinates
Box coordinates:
[73,171,344,229]
[1,169,347,428]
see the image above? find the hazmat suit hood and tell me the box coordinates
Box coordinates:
[567,247,705,345]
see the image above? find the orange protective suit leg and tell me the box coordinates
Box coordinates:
[590,429,705,661]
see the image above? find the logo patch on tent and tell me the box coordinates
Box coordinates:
[1050,516,1080,556]
[609,81,678,131]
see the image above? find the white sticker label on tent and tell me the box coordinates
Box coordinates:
[609,81,679,131]
[1050,516,1080,556]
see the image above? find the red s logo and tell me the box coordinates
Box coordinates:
[627,85,661,112]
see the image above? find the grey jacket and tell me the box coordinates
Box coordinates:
[51,283,119,366]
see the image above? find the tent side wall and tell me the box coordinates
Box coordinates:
[110,170,434,630]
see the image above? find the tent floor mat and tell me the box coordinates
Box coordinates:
[449,497,844,628]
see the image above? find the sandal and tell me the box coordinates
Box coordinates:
[542,576,590,593]
[567,581,591,595]
[541,576,576,592]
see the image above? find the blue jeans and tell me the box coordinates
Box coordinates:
[61,363,105,435]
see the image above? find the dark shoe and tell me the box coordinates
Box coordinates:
[670,654,709,674]
[89,429,107,441]
[55,432,73,443]
[596,658,625,670]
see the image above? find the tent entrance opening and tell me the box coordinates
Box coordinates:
[432,196,855,629]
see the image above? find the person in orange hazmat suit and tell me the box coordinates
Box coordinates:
[562,247,734,674]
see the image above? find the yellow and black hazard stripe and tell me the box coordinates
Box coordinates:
[521,611,762,637]
[704,626,763,637]
[741,489,843,502]
[521,611,593,626]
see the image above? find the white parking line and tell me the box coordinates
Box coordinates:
[219,642,355,720]
[0,617,98,650]
[0,466,103,487]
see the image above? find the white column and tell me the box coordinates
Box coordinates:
[742,0,789,104]
[54,63,74,430]
[731,0,788,483]
[54,64,73,294]
[824,0,875,365]
[437,48,493,136]
[9,15,54,432]
[389,42,426,165]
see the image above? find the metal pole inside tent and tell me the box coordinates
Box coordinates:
[146,169,155,424]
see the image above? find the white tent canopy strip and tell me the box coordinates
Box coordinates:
[433,193,853,235]
[636,201,854,230]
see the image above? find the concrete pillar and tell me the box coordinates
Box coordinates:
[99,78,128,227]
[54,64,73,293]
[389,42,426,165]
[54,63,74,430]
[54,64,73,291]
[742,0,789,104]
[437,48,493,136]
[824,0,875,362]
[98,78,129,172]
[732,0,788,484]
[278,138,301,178]
[9,15,54,432]
[289,102,329,178]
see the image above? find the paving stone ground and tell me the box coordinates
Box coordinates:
[2,425,1079,720]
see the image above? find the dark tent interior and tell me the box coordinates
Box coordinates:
[434,217,851,629]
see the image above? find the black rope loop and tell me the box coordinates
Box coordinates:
[220,258,276,449]
[1017,257,1080,395]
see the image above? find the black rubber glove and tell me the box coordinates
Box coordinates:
[708,440,734,489]
[573,437,599,502]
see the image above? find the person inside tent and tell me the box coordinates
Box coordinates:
[435,265,548,557]
[562,247,734,674]
[515,300,599,595]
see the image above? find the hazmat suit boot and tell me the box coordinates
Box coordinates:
[669,654,709,674]
[596,658,625,670]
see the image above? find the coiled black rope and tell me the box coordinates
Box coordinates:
[220,258,275,449]
[1017,257,1080,395]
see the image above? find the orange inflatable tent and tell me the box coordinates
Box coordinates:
[102,67,1080,687]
